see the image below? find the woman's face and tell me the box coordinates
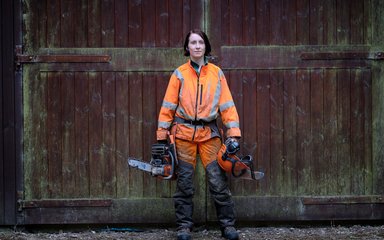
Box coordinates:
[187,33,206,61]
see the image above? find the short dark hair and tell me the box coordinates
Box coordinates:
[183,29,212,57]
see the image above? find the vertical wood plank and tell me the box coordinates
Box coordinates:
[296,69,311,194]
[61,72,76,197]
[89,72,103,197]
[207,0,222,53]
[363,69,372,194]
[270,0,283,45]
[256,70,270,194]
[336,0,351,44]
[142,73,158,198]
[310,69,325,195]
[47,72,62,198]
[323,69,338,194]
[169,0,183,47]
[309,0,324,44]
[128,72,144,197]
[74,72,90,197]
[116,72,130,198]
[88,0,101,47]
[229,0,242,45]
[190,0,204,30]
[101,72,116,197]
[220,0,229,45]
[283,70,297,195]
[350,69,365,195]
[142,0,156,47]
[182,0,191,35]
[128,0,142,47]
[156,0,169,47]
[282,0,296,45]
[242,70,258,195]
[256,0,270,45]
[101,0,115,47]
[156,72,173,197]
[296,0,309,45]
[243,0,256,45]
[269,71,284,195]
[37,0,47,48]
[46,0,61,47]
[350,0,364,44]
[74,0,88,47]
[337,69,351,195]
[228,70,244,195]
[60,0,74,47]
[114,0,128,47]
[323,0,337,45]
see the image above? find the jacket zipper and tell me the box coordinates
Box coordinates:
[200,84,203,105]
[192,70,201,141]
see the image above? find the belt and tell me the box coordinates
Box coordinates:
[174,116,216,126]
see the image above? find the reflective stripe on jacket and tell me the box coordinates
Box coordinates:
[157,60,241,142]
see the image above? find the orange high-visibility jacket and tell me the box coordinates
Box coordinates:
[157,60,241,142]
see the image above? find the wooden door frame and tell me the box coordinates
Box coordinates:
[0,0,23,226]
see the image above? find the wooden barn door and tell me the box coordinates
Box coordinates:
[20,0,209,224]
[206,0,384,221]
[19,0,384,225]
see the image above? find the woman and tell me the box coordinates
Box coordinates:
[157,29,241,240]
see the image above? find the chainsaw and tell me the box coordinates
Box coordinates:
[127,133,178,180]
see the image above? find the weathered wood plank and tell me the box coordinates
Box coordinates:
[46,0,60,48]
[74,72,90,197]
[60,0,74,47]
[88,72,103,197]
[241,70,258,195]
[128,0,142,47]
[296,0,310,45]
[128,72,144,197]
[283,70,298,195]
[310,69,325,195]
[229,0,242,45]
[169,0,183,47]
[101,0,115,47]
[256,0,270,45]
[323,0,336,45]
[228,70,244,195]
[88,0,101,47]
[337,69,351,195]
[309,0,323,44]
[269,71,284,195]
[115,72,130,198]
[101,72,116,197]
[296,70,311,195]
[243,0,256,45]
[270,0,283,45]
[61,72,76,197]
[142,0,156,47]
[336,0,350,44]
[142,73,158,198]
[114,0,128,47]
[256,70,270,194]
[363,69,373,194]
[155,0,169,47]
[323,69,338,194]
[74,0,88,47]
[47,72,62,198]
[350,69,365,195]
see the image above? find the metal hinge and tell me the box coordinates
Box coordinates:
[15,45,111,68]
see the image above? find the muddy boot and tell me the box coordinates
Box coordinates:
[221,226,239,240]
[177,228,192,240]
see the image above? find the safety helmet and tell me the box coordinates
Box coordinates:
[217,138,254,178]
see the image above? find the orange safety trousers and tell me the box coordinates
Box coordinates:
[175,137,221,169]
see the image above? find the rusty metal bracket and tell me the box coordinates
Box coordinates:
[15,45,111,67]
[300,51,384,60]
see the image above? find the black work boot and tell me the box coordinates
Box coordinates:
[177,228,192,240]
[221,226,239,240]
